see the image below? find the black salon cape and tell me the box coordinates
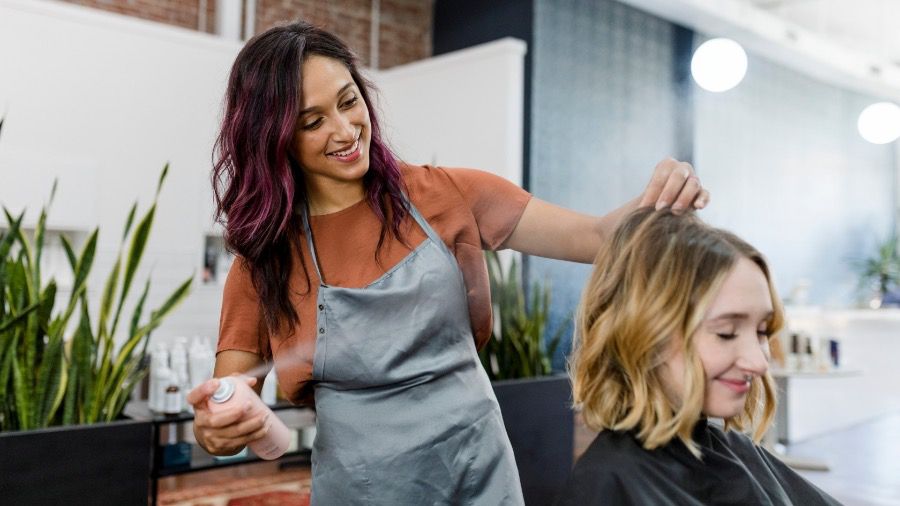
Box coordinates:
[555,420,842,505]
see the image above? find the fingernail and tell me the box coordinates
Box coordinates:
[655,201,666,210]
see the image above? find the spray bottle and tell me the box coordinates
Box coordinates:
[207,377,291,460]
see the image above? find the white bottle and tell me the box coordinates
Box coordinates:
[170,338,190,412]
[149,345,170,413]
[152,366,174,414]
[188,338,215,390]
[208,377,291,460]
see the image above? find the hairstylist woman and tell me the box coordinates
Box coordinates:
[186,21,709,505]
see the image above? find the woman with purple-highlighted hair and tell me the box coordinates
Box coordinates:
[185,21,709,504]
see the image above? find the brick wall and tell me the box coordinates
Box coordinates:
[58,0,434,68]
[61,0,215,33]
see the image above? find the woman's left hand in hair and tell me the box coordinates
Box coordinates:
[638,158,709,213]
[502,158,710,264]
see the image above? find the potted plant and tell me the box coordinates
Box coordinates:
[0,118,193,504]
[853,235,900,308]
[479,250,571,506]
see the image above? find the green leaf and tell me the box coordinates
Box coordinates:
[110,203,155,338]
[0,333,18,421]
[12,358,31,429]
[0,301,40,334]
[62,342,78,426]
[0,209,24,262]
[129,279,151,344]
[97,256,121,341]
[74,303,96,423]
[35,333,66,426]
[121,202,137,243]
[32,207,48,290]
[156,162,170,199]
[123,276,193,365]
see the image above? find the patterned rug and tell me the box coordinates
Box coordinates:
[160,469,311,506]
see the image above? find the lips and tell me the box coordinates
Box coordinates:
[327,138,359,157]
[717,377,751,394]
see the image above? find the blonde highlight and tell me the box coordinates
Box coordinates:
[570,208,783,458]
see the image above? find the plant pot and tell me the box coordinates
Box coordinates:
[0,419,153,505]
[493,374,573,506]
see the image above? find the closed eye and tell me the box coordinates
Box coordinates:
[302,117,323,130]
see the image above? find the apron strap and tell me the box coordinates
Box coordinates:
[300,205,325,286]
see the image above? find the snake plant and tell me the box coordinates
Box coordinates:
[0,139,192,430]
[478,251,565,381]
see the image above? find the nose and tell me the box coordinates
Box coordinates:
[735,333,769,377]
[331,111,357,143]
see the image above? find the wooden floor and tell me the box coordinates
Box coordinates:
[786,411,900,506]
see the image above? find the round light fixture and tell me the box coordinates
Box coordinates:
[691,38,748,92]
[857,102,900,144]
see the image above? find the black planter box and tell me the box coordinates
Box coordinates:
[493,374,573,506]
[0,419,153,505]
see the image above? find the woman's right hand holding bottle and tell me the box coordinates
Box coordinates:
[187,375,268,456]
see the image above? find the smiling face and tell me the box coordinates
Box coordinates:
[661,256,774,419]
[293,55,372,191]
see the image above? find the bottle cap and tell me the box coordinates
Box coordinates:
[211,378,236,403]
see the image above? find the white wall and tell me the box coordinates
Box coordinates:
[374,38,526,186]
[0,0,242,345]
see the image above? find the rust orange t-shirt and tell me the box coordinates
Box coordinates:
[217,164,532,404]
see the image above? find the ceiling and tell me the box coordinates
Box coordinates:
[747,0,900,69]
[618,0,900,102]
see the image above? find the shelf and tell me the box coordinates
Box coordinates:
[123,399,315,495]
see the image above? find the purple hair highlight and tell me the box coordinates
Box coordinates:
[212,21,408,332]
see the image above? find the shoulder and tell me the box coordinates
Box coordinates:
[401,163,519,196]
[709,424,760,458]
[559,431,646,501]
[223,256,257,299]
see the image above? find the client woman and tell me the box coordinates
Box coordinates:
[557,208,841,505]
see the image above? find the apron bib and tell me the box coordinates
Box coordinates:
[302,200,523,505]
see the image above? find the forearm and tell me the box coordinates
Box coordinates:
[503,196,641,264]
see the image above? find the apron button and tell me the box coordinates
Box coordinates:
[319,328,325,334]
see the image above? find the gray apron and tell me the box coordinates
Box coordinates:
[301,200,524,505]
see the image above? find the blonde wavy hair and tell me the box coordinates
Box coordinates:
[570,208,783,457]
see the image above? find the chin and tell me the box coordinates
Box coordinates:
[704,397,747,419]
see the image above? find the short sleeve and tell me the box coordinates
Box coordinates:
[442,167,532,250]
[217,257,271,360]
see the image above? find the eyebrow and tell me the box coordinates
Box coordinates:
[298,82,356,117]
[707,311,774,322]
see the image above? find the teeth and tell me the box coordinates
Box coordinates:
[331,139,358,157]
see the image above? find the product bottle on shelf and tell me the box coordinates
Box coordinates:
[188,338,215,389]
[171,338,190,411]
[149,344,170,412]
[207,377,291,460]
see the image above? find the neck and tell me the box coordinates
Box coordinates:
[305,176,366,216]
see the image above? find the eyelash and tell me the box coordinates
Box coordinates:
[716,330,771,340]
[301,96,359,131]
